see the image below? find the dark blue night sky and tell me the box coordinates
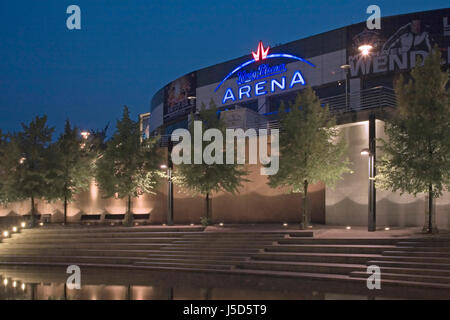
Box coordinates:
[0,0,448,135]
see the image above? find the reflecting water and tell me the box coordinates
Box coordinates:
[0,267,440,300]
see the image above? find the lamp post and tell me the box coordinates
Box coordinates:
[361,114,376,232]
[340,64,351,110]
[161,139,174,226]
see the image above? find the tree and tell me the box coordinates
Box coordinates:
[174,100,248,225]
[6,116,55,227]
[0,132,25,206]
[96,106,161,226]
[267,87,351,229]
[49,120,94,224]
[377,48,450,233]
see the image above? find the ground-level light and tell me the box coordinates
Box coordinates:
[20,222,26,228]
[346,226,352,230]
[2,231,9,238]
[219,223,224,227]
[384,227,390,231]
[283,223,288,227]
[12,226,18,233]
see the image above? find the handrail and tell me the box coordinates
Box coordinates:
[155,86,397,146]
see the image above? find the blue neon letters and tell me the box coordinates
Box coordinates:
[222,70,306,104]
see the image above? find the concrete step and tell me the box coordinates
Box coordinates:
[144,253,248,261]
[378,255,450,264]
[368,260,450,271]
[163,243,272,249]
[1,243,167,250]
[0,255,141,265]
[277,238,402,245]
[350,271,450,285]
[396,241,450,247]
[135,257,238,266]
[252,252,381,264]
[382,250,450,258]
[14,232,193,239]
[377,266,450,277]
[20,226,204,234]
[265,244,395,254]
[159,248,261,255]
[151,249,256,256]
[287,231,314,237]
[0,249,156,257]
[132,260,232,270]
[237,260,367,275]
[388,246,450,253]
[2,237,181,244]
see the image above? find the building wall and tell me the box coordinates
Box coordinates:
[0,138,325,225]
[325,120,450,228]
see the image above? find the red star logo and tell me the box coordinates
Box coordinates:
[252,41,270,61]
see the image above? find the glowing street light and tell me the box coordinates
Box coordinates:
[80,131,90,139]
[358,44,373,56]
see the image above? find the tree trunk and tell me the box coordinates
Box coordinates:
[301,180,309,230]
[126,195,133,227]
[30,196,36,228]
[427,185,434,234]
[63,194,68,225]
[205,193,211,221]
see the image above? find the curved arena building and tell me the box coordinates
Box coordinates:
[144,8,450,228]
[2,8,449,229]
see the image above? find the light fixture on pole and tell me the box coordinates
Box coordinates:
[358,44,373,56]
[160,141,174,226]
[361,114,377,232]
[340,64,351,110]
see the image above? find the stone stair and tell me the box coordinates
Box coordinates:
[2,225,450,292]
[235,236,450,290]
[0,225,313,272]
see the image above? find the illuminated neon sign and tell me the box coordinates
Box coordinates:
[216,41,315,105]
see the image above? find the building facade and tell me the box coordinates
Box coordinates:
[1,8,449,228]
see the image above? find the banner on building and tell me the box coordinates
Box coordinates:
[347,8,450,78]
[163,72,196,122]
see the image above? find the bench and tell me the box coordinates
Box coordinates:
[133,213,150,220]
[104,214,126,225]
[80,214,102,225]
[133,213,151,225]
